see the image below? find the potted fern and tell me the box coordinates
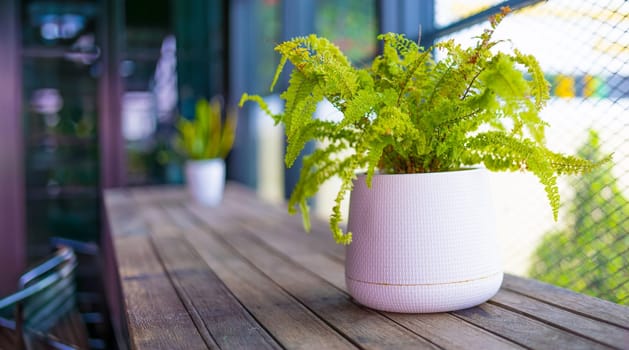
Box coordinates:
[176,97,236,206]
[240,8,607,313]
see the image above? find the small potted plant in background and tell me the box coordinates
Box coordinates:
[240,7,608,313]
[176,97,237,206]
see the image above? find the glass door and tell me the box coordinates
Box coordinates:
[21,0,103,259]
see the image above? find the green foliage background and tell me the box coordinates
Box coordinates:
[315,0,377,64]
[529,130,629,304]
[175,98,236,160]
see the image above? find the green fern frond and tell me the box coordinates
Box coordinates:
[338,88,376,130]
[463,131,607,220]
[290,143,346,208]
[464,132,558,219]
[281,69,316,136]
[370,105,424,158]
[330,166,358,245]
[240,6,608,244]
[513,48,550,109]
[364,140,387,186]
[397,51,432,104]
[548,152,613,176]
[299,200,311,233]
[289,150,363,243]
[239,93,281,124]
[539,170,561,220]
[377,33,420,56]
[270,56,288,92]
[480,54,530,102]
[275,35,358,102]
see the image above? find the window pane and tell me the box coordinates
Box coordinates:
[252,0,282,94]
[21,0,102,260]
[315,0,377,64]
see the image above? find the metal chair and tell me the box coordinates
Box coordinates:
[0,246,89,350]
[49,237,110,350]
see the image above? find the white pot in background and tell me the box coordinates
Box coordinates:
[346,168,503,313]
[185,158,226,206]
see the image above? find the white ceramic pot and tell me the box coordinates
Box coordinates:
[185,158,226,206]
[345,168,502,313]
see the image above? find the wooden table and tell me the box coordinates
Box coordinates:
[104,183,629,350]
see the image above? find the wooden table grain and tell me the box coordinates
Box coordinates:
[104,183,629,350]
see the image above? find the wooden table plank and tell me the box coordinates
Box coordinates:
[151,234,281,350]
[385,313,525,350]
[106,184,629,350]
[190,187,628,350]
[114,235,210,349]
[490,289,629,348]
[453,303,611,349]
[240,237,524,350]
[163,205,359,350]
[135,204,182,237]
[130,185,187,205]
[104,190,149,237]
[218,189,346,260]
[186,206,441,350]
[221,235,438,350]
[502,274,629,329]
[200,205,526,350]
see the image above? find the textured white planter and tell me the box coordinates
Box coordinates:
[346,168,503,313]
[185,158,226,207]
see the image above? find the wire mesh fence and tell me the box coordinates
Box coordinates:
[437,0,629,304]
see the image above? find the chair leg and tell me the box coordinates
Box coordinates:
[15,304,25,350]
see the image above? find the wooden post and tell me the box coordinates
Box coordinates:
[0,0,26,295]
[99,0,125,189]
